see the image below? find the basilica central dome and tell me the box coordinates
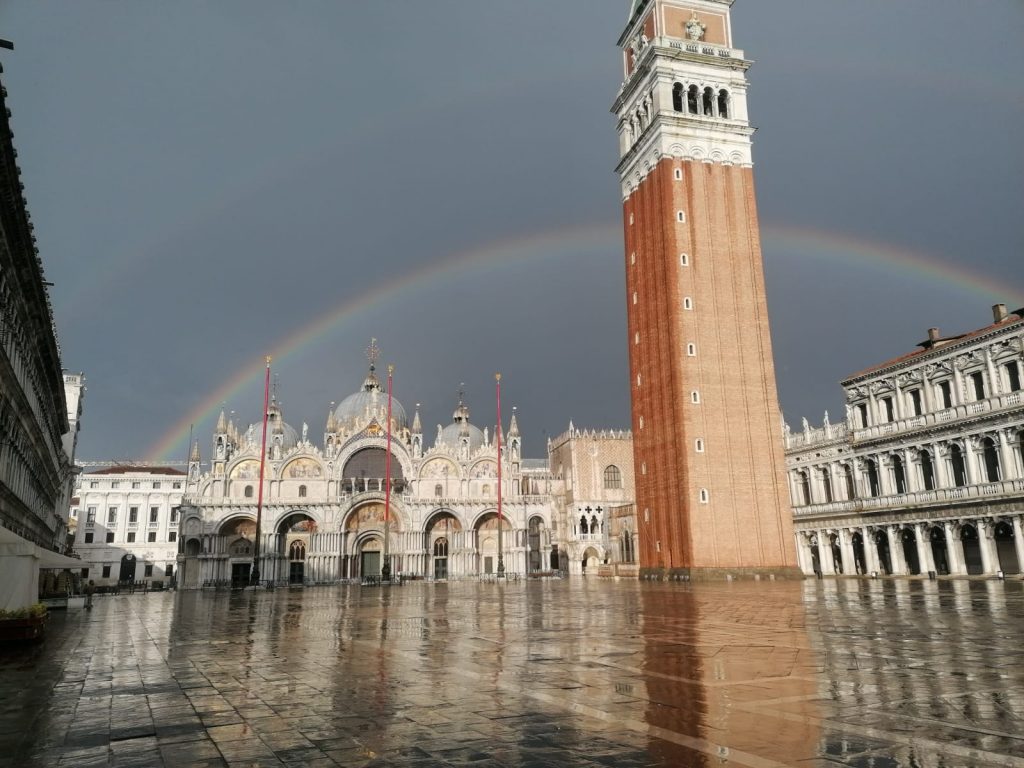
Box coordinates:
[333,365,408,434]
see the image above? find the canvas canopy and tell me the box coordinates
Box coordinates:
[0,525,82,610]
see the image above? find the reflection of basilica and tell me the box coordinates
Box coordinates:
[177,352,556,586]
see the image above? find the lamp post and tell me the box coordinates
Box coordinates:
[251,356,271,586]
[496,373,505,577]
[382,364,394,582]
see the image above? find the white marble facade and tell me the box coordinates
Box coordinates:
[176,357,555,587]
[786,305,1024,578]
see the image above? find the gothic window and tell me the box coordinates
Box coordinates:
[433,537,448,557]
[604,465,622,489]
[938,380,953,409]
[298,485,307,498]
[971,371,986,401]
[820,469,833,503]
[798,471,811,506]
[434,484,443,498]
[950,444,967,487]
[591,515,599,533]
[865,459,880,497]
[230,538,252,556]
[244,485,253,498]
[909,389,922,416]
[717,89,730,118]
[893,455,907,494]
[1006,361,1022,392]
[580,516,589,535]
[920,450,936,491]
[702,87,715,116]
[687,84,699,114]
[982,437,1000,483]
[672,82,684,112]
[289,540,306,561]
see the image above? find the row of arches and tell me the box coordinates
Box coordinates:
[792,430,1024,506]
[802,518,1022,578]
[671,83,730,118]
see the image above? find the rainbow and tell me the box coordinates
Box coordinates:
[146,222,1022,462]
[144,223,623,461]
[761,226,1023,304]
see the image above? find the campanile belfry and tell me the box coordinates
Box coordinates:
[613,0,799,578]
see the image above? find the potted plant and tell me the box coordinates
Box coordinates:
[0,604,49,642]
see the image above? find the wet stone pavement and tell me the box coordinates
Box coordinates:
[1,579,1023,768]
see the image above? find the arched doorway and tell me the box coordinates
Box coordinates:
[960,524,983,574]
[425,510,460,579]
[929,526,950,575]
[994,521,1020,574]
[828,533,843,574]
[119,553,138,585]
[475,512,511,575]
[581,547,599,574]
[219,517,256,586]
[278,512,316,585]
[528,517,543,573]
[900,528,920,575]
[359,537,383,578]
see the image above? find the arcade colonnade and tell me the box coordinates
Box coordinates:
[795,513,1024,578]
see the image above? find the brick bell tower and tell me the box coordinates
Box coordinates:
[613,0,799,579]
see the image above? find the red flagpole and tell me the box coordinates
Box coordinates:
[496,372,505,576]
[252,356,271,586]
[382,364,394,582]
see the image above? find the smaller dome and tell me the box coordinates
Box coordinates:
[439,422,486,453]
[244,401,299,453]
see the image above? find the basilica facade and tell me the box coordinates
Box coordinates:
[176,357,557,587]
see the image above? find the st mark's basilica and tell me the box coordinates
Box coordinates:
[176,345,556,587]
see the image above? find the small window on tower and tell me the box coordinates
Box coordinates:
[641,462,647,475]
[699,488,709,504]
[644,508,650,522]
[691,391,700,404]
[634,332,640,345]
[695,438,705,453]
[687,343,697,357]
[677,211,685,223]
[680,253,689,266]
[674,168,682,181]
[630,252,636,265]
[639,416,644,430]
[636,373,642,387]
[629,213,634,225]
[683,297,693,310]
[717,89,730,119]
[632,291,638,305]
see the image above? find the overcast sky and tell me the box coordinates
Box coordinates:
[5,1,1023,462]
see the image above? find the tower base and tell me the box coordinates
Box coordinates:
[639,566,805,582]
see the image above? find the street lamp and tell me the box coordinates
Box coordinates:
[496,373,505,577]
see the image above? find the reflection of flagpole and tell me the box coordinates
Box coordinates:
[496,373,505,576]
[252,356,271,586]
[382,364,394,582]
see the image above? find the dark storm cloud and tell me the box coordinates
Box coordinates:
[4,1,1022,460]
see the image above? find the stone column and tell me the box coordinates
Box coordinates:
[963,439,979,485]
[893,378,905,420]
[985,347,999,396]
[1013,516,1024,575]
[998,429,1015,481]
[817,531,835,575]
[921,367,934,412]
[977,519,998,575]
[944,521,967,575]
[838,529,856,576]
[886,525,907,575]
[862,527,880,574]
[914,522,935,575]
[952,365,965,406]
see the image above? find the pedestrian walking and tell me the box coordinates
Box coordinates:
[84,579,95,610]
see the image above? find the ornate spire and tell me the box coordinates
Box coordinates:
[508,406,520,437]
[326,402,337,432]
[215,408,227,432]
[189,439,201,462]
[412,403,422,434]
[363,338,381,391]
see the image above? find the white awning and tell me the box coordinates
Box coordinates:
[0,524,82,568]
